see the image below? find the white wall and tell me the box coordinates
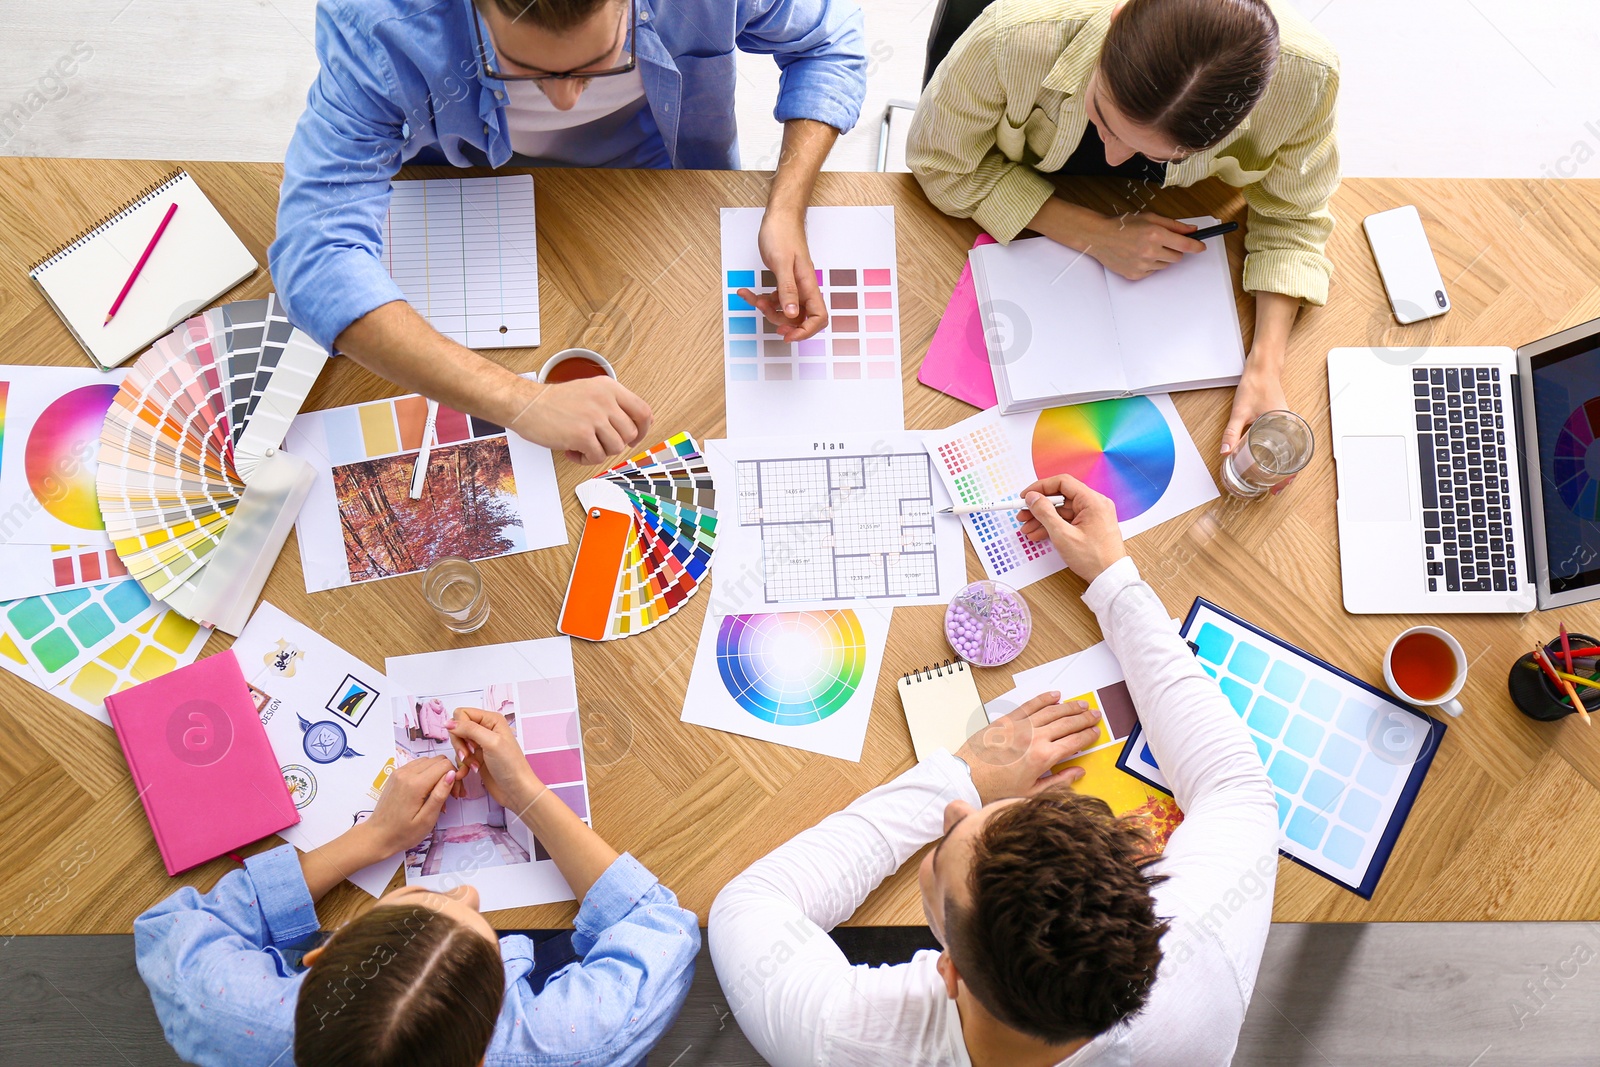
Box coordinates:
[2,0,1598,176]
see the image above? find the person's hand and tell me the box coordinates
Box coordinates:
[510,376,653,464]
[1085,212,1206,280]
[360,756,456,856]
[1018,473,1128,583]
[446,706,543,810]
[956,692,1104,804]
[1221,362,1296,494]
[738,208,827,342]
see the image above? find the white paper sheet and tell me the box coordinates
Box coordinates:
[234,601,400,897]
[285,378,566,592]
[705,432,969,616]
[385,638,589,912]
[922,395,1218,588]
[720,205,905,437]
[680,603,891,762]
[0,364,127,547]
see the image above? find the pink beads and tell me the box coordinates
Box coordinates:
[945,581,1032,667]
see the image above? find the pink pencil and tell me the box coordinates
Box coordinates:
[104,201,178,325]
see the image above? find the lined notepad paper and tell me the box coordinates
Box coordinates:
[381,175,541,349]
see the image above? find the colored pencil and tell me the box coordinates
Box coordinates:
[1563,646,1600,657]
[408,399,440,500]
[1560,624,1573,673]
[1532,646,1564,689]
[104,202,178,325]
[1554,670,1600,692]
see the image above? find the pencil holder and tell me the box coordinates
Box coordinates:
[1509,632,1600,722]
[945,581,1031,667]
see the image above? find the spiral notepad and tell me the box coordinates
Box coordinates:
[28,170,258,369]
[898,659,986,762]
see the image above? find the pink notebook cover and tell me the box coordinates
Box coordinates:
[917,233,999,409]
[107,649,299,876]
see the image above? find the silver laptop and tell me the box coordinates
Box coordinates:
[1328,325,1600,613]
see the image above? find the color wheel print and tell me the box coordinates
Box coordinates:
[1553,397,1600,521]
[1031,396,1175,521]
[25,383,119,531]
[716,611,867,725]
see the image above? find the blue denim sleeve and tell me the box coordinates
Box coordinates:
[736,0,867,132]
[132,845,312,1067]
[491,853,700,1065]
[268,0,409,350]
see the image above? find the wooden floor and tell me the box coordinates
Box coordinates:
[2,160,1600,935]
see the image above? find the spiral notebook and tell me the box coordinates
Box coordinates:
[27,170,258,369]
[898,659,987,762]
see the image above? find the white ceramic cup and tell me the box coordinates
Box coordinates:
[1382,625,1466,717]
[536,347,616,384]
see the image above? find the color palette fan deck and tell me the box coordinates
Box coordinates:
[559,433,717,641]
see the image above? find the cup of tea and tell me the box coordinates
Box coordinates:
[537,348,616,385]
[1383,626,1466,717]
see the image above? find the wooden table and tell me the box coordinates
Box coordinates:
[3,159,1600,935]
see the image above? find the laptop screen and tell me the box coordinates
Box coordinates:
[1530,339,1600,595]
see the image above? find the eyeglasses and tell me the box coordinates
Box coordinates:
[470,0,637,82]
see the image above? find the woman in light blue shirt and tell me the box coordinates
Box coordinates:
[135,706,698,1067]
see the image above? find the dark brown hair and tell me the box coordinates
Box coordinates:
[1098,0,1280,153]
[477,0,621,33]
[295,905,506,1067]
[945,790,1169,1044]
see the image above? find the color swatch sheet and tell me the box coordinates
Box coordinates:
[559,433,716,641]
[705,431,967,615]
[235,601,399,897]
[987,634,1185,852]
[1120,600,1446,898]
[917,232,999,410]
[681,605,890,761]
[96,296,326,605]
[0,365,128,548]
[721,205,905,437]
[923,395,1217,587]
[0,544,127,601]
[0,604,210,727]
[382,175,540,349]
[386,638,588,910]
[286,381,565,591]
[1,577,165,686]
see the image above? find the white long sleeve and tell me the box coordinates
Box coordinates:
[709,558,1279,1067]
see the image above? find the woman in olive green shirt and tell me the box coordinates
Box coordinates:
[907,0,1339,459]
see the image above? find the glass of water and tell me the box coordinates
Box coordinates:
[422,556,491,633]
[1222,410,1314,498]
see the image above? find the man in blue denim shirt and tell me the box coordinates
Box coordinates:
[271,0,866,464]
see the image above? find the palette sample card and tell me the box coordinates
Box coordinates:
[0,365,129,549]
[231,602,399,896]
[382,175,540,349]
[923,395,1218,587]
[0,606,211,726]
[0,544,128,601]
[286,382,565,591]
[721,205,905,436]
[681,606,890,761]
[559,433,717,641]
[386,639,590,910]
[705,432,967,615]
[1120,600,1447,899]
[1,577,163,686]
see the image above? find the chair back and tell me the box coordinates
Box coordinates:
[923,0,1000,87]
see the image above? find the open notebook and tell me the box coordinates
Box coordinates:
[28,170,258,369]
[972,218,1245,412]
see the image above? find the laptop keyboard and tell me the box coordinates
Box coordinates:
[1414,367,1519,593]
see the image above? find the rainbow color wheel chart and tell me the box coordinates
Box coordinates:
[923,393,1217,589]
[683,605,891,761]
[1553,397,1600,520]
[1031,397,1176,522]
[715,611,867,725]
[0,365,129,547]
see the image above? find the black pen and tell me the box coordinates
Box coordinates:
[1189,221,1239,242]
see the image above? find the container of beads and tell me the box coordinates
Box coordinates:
[945,581,1032,667]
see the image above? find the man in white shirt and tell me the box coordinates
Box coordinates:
[709,473,1280,1066]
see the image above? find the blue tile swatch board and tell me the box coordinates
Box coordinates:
[1117,599,1446,899]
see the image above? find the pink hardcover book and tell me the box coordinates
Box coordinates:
[107,649,299,876]
[917,233,999,409]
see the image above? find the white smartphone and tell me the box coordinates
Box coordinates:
[1363,206,1449,324]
